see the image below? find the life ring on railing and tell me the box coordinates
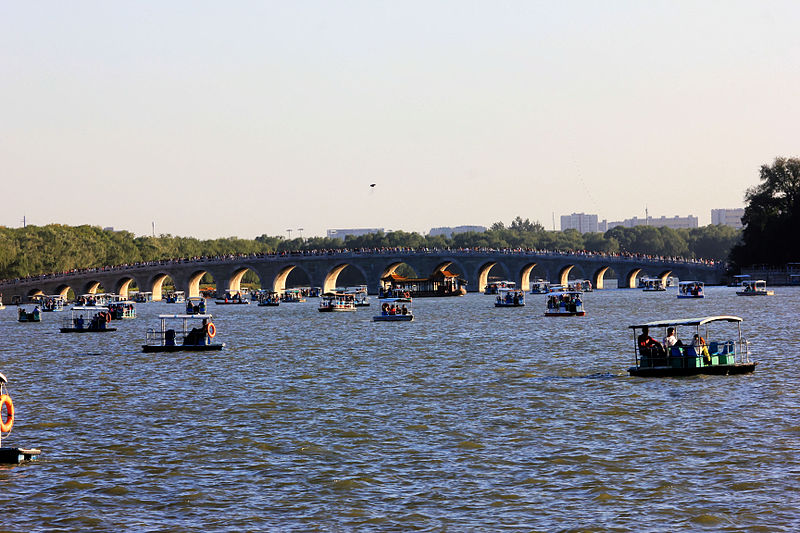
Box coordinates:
[205,322,216,339]
[0,394,14,433]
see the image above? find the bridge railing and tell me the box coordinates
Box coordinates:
[0,248,722,287]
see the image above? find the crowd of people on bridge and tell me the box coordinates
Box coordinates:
[1,246,720,287]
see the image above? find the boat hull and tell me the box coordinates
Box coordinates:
[142,344,224,353]
[545,311,585,317]
[628,362,756,377]
[736,291,774,296]
[495,303,525,307]
[318,307,356,312]
[677,295,704,299]
[373,315,413,322]
[60,327,117,333]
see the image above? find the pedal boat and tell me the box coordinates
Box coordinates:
[373,297,413,322]
[628,315,756,377]
[736,280,774,296]
[677,281,704,299]
[494,288,525,307]
[143,314,224,352]
[318,292,357,312]
[544,291,585,317]
[60,306,117,332]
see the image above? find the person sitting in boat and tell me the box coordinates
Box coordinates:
[574,294,582,309]
[33,306,40,319]
[76,314,85,330]
[401,304,408,315]
[691,334,711,364]
[663,327,683,352]
[381,302,389,316]
[637,326,664,357]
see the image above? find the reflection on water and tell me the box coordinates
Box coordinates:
[1,287,798,530]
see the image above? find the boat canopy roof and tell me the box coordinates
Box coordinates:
[548,291,583,297]
[678,280,703,285]
[72,306,109,311]
[628,315,742,329]
[378,297,412,303]
[158,314,214,319]
[187,296,205,301]
[733,274,751,279]
[109,300,135,305]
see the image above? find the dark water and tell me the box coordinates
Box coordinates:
[1,287,798,531]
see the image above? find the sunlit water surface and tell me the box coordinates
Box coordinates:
[1,287,798,531]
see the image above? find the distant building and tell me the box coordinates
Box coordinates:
[326,228,384,239]
[560,213,599,233]
[711,208,745,229]
[428,225,486,238]
[604,215,699,230]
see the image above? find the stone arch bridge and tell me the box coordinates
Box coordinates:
[0,250,725,302]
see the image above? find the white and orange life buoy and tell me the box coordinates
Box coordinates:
[0,394,14,433]
[205,322,216,338]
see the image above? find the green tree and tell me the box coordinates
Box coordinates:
[731,156,800,266]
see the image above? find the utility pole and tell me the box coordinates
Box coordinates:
[287,229,292,239]
[22,215,26,228]
[298,228,304,240]
[152,221,156,237]
[552,212,556,231]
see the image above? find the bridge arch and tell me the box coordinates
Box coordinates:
[322,263,370,294]
[273,265,312,293]
[187,270,210,299]
[227,266,261,295]
[114,277,136,298]
[519,262,539,290]
[477,261,512,293]
[556,264,588,287]
[622,268,642,289]
[27,288,44,299]
[592,267,610,290]
[55,284,73,299]
[81,280,102,296]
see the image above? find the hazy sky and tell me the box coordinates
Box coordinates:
[2,1,799,238]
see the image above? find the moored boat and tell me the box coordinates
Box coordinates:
[545,291,585,317]
[494,288,525,307]
[318,292,357,312]
[736,280,774,296]
[373,297,413,322]
[677,281,704,299]
[60,306,117,332]
[628,316,756,377]
[380,270,467,298]
[142,314,224,352]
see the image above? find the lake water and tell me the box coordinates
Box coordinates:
[1,287,799,531]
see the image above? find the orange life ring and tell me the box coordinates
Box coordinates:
[0,394,13,433]
[205,322,216,338]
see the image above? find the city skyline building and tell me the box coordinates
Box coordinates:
[601,215,699,231]
[711,208,745,229]
[560,213,599,233]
